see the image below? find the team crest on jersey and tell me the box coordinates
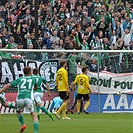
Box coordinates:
[39,61,58,90]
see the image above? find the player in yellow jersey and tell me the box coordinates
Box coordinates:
[55,60,71,120]
[72,67,92,114]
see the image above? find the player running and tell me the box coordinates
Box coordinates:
[33,68,54,121]
[0,66,39,133]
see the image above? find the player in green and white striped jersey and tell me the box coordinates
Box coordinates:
[0,91,16,109]
[0,66,39,133]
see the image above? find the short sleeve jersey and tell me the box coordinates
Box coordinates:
[73,74,90,94]
[56,67,68,92]
[10,75,36,100]
[33,75,47,93]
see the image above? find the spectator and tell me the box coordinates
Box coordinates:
[50,30,60,44]
[0,0,132,74]
[86,58,98,72]
[5,36,18,49]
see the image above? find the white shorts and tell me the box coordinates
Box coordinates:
[16,98,35,113]
[0,94,6,105]
[34,92,43,105]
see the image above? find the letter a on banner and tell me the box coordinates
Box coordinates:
[1,62,13,82]
[103,95,115,109]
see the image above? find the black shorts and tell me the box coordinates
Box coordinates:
[58,91,69,100]
[77,93,90,101]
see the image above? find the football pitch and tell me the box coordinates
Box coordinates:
[0,113,133,133]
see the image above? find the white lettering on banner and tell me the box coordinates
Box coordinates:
[103,94,133,110]
[129,100,133,109]
[0,60,58,90]
[103,95,115,109]
[116,95,128,109]
[13,63,24,79]
[1,62,13,82]
[28,62,37,69]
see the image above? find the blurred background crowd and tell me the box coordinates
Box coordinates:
[0,0,132,74]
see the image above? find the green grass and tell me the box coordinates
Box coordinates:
[0,113,133,133]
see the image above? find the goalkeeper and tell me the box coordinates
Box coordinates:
[49,96,63,114]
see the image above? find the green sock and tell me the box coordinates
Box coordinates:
[40,106,49,114]
[36,105,40,114]
[33,121,39,133]
[18,114,24,125]
[8,103,16,109]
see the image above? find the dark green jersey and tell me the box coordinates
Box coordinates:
[33,75,47,93]
[10,76,36,100]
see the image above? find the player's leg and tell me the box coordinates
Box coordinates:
[0,95,16,109]
[34,93,54,121]
[25,98,39,133]
[56,92,71,120]
[31,112,39,133]
[62,99,71,119]
[49,100,54,113]
[76,93,82,114]
[83,94,90,114]
[34,93,41,119]
[67,96,77,114]
[71,96,77,110]
[16,99,26,133]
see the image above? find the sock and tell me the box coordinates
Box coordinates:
[84,100,90,111]
[33,121,39,133]
[40,106,49,114]
[36,105,40,114]
[8,103,16,109]
[77,101,81,113]
[56,102,66,115]
[62,102,67,118]
[18,114,24,126]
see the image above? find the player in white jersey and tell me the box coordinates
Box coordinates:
[33,68,54,121]
[0,66,39,133]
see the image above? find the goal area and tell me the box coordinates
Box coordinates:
[0,49,133,113]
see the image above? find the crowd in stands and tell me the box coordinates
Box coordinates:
[0,0,133,73]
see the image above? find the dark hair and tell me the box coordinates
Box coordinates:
[23,66,31,75]
[82,67,87,73]
[33,68,39,75]
[60,60,66,67]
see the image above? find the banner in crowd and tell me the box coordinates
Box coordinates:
[77,65,133,94]
[0,58,59,90]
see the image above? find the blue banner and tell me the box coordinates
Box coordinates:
[87,94,133,113]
